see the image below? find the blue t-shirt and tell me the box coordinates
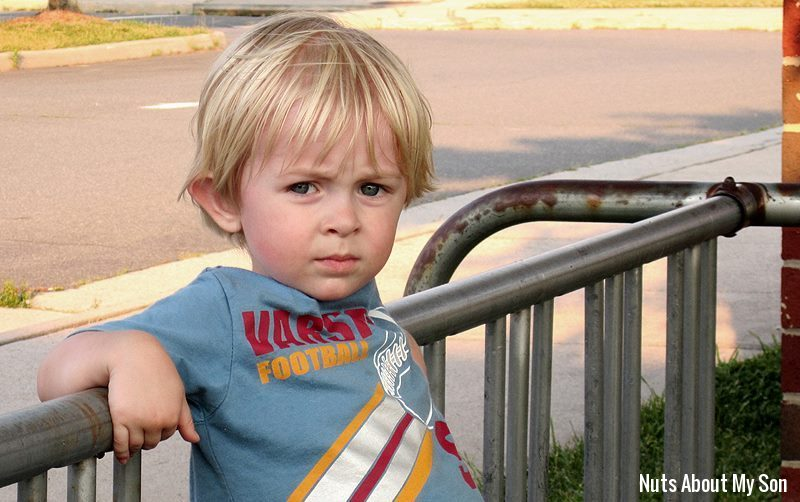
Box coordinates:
[79,267,481,501]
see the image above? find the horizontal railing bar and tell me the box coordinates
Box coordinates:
[404,179,800,296]
[390,196,742,345]
[0,388,111,487]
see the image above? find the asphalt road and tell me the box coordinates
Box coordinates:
[0,28,781,289]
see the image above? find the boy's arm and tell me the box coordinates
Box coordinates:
[37,330,200,464]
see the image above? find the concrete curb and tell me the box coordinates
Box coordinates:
[0,51,14,71]
[0,30,225,72]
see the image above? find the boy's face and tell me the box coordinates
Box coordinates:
[237,118,407,301]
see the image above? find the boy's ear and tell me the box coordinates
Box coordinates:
[188,177,242,234]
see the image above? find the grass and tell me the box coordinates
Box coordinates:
[547,342,781,500]
[470,0,781,8]
[467,341,782,499]
[0,10,209,52]
[1,281,31,308]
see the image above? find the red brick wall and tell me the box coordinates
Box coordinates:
[783,1,800,499]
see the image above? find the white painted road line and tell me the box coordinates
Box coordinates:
[140,102,198,110]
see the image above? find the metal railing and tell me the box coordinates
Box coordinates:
[1,178,798,501]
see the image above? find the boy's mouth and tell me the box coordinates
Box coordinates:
[315,255,359,273]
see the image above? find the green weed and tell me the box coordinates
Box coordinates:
[1,280,31,308]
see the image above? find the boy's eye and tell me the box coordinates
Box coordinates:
[360,183,382,197]
[289,183,314,194]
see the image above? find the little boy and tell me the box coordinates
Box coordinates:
[37,12,481,501]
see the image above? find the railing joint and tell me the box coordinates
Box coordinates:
[706,176,768,233]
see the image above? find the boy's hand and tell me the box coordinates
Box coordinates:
[38,330,201,464]
[105,331,201,463]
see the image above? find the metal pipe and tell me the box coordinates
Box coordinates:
[17,473,46,502]
[528,300,554,501]
[391,195,743,346]
[423,341,446,413]
[482,317,506,502]
[68,458,97,502]
[603,275,624,502]
[0,388,111,487]
[113,453,142,502]
[403,179,800,300]
[506,308,531,501]
[697,240,718,496]
[664,252,685,502]
[681,246,702,481]
[583,282,604,501]
[621,267,643,501]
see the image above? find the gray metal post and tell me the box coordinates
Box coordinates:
[697,240,717,498]
[603,275,624,501]
[621,267,643,501]
[17,474,46,502]
[68,458,97,502]
[113,453,141,502]
[423,340,447,413]
[664,252,685,502]
[483,317,507,501]
[681,245,702,491]
[506,308,531,501]
[584,282,604,501]
[528,300,554,501]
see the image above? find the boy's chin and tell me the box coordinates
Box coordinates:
[301,280,369,302]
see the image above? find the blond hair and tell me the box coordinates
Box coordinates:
[182,12,433,240]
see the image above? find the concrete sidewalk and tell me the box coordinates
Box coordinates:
[0,128,784,499]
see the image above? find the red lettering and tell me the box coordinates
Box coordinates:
[242,311,274,356]
[434,421,477,490]
[297,315,327,345]
[272,310,304,349]
[322,312,355,342]
[345,308,374,339]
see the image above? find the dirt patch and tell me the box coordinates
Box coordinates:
[6,10,110,26]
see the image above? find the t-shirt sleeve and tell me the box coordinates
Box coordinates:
[72,269,233,414]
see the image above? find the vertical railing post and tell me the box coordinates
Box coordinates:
[584,282,604,501]
[664,251,685,502]
[424,341,447,413]
[17,473,47,502]
[506,308,531,501]
[697,240,718,494]
[68,458,97,502]
[681,245,702,495]
[483,317,507,501]
[113,453,142,502]
[621,267,643,501]
[528,300,554,501]
[603,274,624,501]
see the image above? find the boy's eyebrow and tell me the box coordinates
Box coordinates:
[278,163,403,180]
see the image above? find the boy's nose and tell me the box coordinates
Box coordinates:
[322,194,360,236]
